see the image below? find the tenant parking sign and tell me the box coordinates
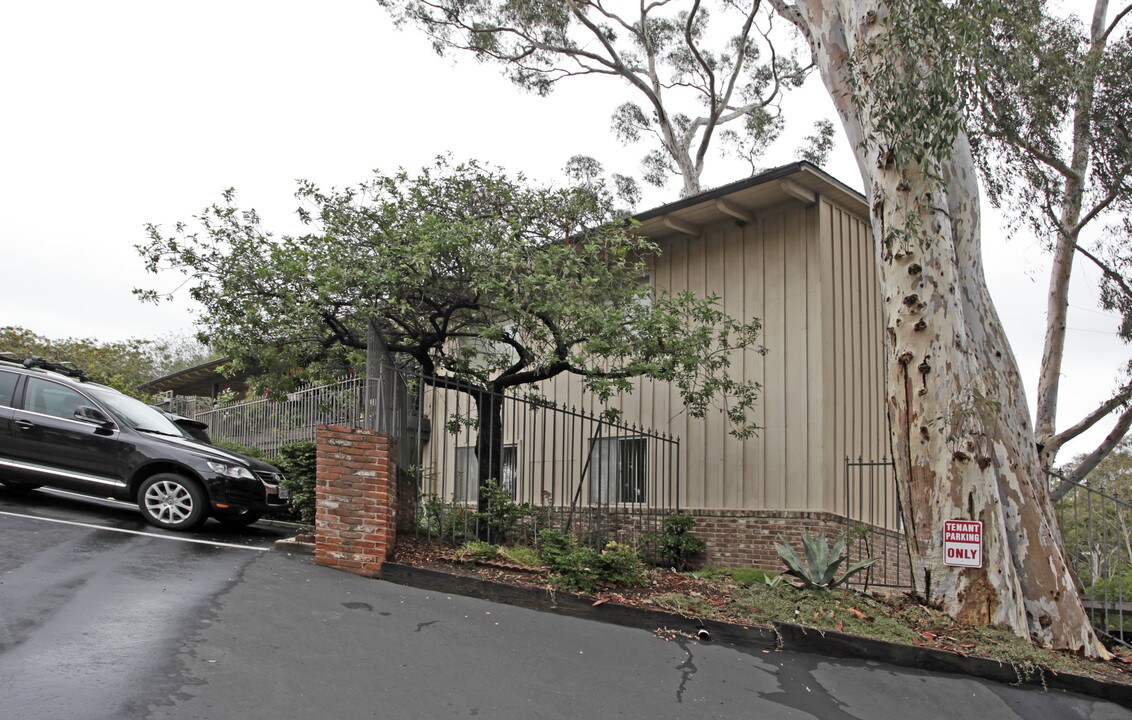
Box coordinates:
[943,520,982,568]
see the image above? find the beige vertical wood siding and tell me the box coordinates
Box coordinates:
[819,198,891,525]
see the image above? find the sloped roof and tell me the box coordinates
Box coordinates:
[634,161,867,241]
[136,357,246,396]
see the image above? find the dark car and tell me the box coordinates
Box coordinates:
[0,355,288,530]
[159,411,212,444]
[153,408,290,510]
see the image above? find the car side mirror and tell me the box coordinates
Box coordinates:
[74,406,114,429]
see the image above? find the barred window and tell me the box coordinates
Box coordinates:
[588,436,647,505]
[454,444,518,503]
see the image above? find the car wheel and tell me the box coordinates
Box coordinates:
[214,511,262,528]
[138,473,207,530]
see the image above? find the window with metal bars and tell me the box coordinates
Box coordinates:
[588,436,648,505]
[453,444,518,503]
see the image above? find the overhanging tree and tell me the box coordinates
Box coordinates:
[379,0,815,196]
[767,0,1108,655]
[137,158,765,511]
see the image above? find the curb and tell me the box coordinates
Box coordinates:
[258,518,310,530]
[275,535,316,554]
[774,623,1132,708]
[379,562,1132,709]
[381,563,775,647]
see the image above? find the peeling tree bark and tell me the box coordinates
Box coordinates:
[770,0,1107,656]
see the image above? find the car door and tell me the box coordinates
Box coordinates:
[0,369,20,475]
[7,376,127,493]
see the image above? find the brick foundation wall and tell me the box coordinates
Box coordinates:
[687,510,851,569]
[309,427,909,585]
[314,425,399,578]
[685,510,912,587]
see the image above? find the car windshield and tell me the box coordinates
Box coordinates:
[88,388,187,436]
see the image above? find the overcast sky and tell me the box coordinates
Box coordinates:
[1,0,1124,460]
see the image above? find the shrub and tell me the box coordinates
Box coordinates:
[275,440,317,524]
[649,513,706,571]
[551,546,604,591]
[420,493,474,541]
[536,529,645,591]
[214,440,268,460]
[536,528,575,567]
[473,478,531,543]
[774,532,876,589]
[597,541,646,586]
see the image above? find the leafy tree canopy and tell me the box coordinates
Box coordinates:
[0,326,212,396]
[137,157,766,436]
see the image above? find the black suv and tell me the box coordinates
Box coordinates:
[0,355,288,530]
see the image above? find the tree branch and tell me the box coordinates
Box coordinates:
[1075,243,1132,302]
[1047,380,1132,453]
[765,0,810,45]
[691,0,763,172]
[1049,403,1132,501]
[1071,182,1128,236]
[1099,2,1132,45]
[981,126,1076,180]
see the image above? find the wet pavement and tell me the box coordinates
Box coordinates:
[1,487,1129,720]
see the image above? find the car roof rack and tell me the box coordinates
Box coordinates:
[0,352,88,382]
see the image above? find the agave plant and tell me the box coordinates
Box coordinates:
[774,532,878,589]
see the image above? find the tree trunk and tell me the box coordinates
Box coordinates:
[772,0,1106,655]
[1035,0,1110,471]
[473,388,506,522]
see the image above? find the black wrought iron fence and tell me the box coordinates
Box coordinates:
[1051,470,1132,648]
[843,456,912,590]
[399,369,681,550]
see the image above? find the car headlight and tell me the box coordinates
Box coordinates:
[206,461,256,480]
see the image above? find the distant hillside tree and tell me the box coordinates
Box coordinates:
[0,326,211,396]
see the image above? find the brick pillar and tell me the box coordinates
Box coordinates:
[314,424,398,578]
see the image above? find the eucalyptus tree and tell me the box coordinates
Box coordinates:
[137,158,765,510]
[766,0,1107,655]
[379,0,813,196]
[968,0,1132,498]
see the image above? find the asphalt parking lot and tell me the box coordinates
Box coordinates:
[2,487,1129,720]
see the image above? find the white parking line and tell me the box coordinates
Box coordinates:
[0,510,273,551]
